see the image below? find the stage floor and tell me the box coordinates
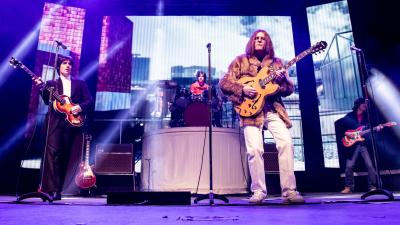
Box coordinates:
[1,192,399,224]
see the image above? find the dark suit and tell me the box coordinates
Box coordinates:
[40,78,93,195]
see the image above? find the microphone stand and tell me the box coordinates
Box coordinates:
[16,44,62,203]
[353,48,394,200]
[194,43,229,205]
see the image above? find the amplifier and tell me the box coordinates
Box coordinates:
[263,143,279,173]
[95,144,134,174]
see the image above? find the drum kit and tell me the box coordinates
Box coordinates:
[169,89,211,127]
[184,91,210,126]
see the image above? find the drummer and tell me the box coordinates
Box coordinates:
[190,70,209,101]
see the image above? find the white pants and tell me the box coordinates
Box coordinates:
[243,112,297,197]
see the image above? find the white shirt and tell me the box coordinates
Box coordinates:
[60,75,71,97]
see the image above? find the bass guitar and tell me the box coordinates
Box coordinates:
[75,133,96,189]
[9,57,85,127]
[342,121,397,147]
[234,41,327,117]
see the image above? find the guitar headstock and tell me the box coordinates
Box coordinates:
[84,133,92,142]
[9,57,23,69]
[309,41,327,55]
[384,121,397,127]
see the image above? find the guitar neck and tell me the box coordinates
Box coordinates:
[10,57,66,105]
[284,49,312,70]
[264,48,313,84]
[48,87,64,104]
[359,128,371,136]
[84,137,91,165]
[19,64,42,85]
[359,124,390,136]
[20,64,65,103]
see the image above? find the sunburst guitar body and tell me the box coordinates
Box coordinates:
[75,133,96,189]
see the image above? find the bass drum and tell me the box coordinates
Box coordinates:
[184,102,210,127]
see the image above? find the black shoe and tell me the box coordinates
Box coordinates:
[368,186,377,192]
[53,192,62,201]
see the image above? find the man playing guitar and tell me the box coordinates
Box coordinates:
[337,98,379,194]
[37,55,93,200]
[219,29,304,204]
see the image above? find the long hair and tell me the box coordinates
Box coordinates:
[245,29,275,59]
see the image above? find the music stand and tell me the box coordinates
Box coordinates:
[352,47,394,200]
[194,43,229,205]
[16,44,64,203]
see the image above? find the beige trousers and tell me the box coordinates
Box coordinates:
[243,112,297,196]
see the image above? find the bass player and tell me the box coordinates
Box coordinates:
[35,55,93,200]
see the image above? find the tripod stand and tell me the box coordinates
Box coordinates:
[16,44,64,203]
[352,47,394,201]
[16,92,55,203]
[194,43,229,205]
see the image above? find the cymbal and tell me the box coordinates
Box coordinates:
[156,80,178,88]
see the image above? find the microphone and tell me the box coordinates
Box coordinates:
[206,43,211,49]
[350,45,361,52]
[54,40,67,49]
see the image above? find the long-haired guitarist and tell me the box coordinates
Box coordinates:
[36,55,93,200]
[219,29,304,204]
[336,98,379,194]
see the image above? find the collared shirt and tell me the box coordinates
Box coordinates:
[60,75,71,97]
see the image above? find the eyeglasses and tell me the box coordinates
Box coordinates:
[255,36,266,41]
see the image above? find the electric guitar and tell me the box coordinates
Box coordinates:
[342,121,397,147]
[9,57,85,127]
[234,41,327,117]
[75,133,96,189]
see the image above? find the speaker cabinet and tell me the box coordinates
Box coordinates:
[263,143,281,194]
[263,143,279,173]
[95,144,134,174]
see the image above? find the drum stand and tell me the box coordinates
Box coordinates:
[352,47,394,200]
[194,43,229,205]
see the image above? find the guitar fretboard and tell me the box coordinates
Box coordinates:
[284,49,311,70]
[84,135,92,165]
[18,63,64,104]
[360,123,394,136]
[263,48,313,84]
